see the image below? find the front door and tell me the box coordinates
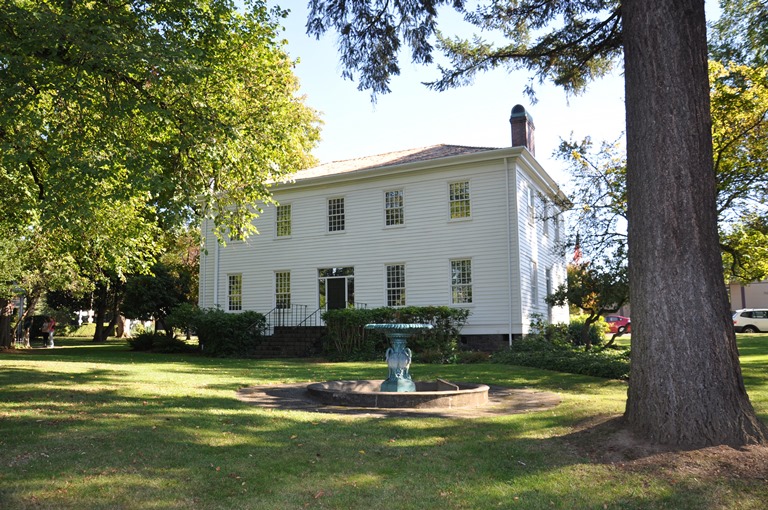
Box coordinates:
[327,278,347,310]
[318,267,355,310]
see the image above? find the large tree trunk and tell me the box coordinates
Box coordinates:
[92,284,109,342]
[0,298,14,348]
[622,0,767,446]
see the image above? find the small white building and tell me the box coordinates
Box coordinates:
[198,105,569,351]
[729,280,768,311]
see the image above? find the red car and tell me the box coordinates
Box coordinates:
[604,315,631,334]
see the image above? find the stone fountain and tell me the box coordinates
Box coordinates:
[306,322,489,409]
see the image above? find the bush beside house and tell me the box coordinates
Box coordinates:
[322,306,470,362]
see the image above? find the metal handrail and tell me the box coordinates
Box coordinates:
[297,307,324,327]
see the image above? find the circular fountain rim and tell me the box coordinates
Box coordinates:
[306,379,490,409]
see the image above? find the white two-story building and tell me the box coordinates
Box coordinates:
[198,105,569,351]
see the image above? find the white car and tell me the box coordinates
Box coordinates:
[732,309,768,333]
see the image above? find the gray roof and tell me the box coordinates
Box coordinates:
[289,144,500,181]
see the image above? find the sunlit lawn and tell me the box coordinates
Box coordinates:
[0,334,766,509]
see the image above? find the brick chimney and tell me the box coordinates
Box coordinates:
[510,104,535,156]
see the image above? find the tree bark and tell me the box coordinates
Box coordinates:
[622,0,767,446]
[0,298,14,348]
[92,284,109,342]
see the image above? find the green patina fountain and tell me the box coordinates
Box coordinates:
[364,323,433,392]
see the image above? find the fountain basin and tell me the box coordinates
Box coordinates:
[306,380,489,409]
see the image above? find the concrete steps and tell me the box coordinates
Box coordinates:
[252,326,325,358]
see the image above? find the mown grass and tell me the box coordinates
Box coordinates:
[0,334,767,509]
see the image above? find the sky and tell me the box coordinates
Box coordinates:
[269,2,720,187]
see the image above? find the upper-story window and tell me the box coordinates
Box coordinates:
[384,189,404,226]
[449,181,471,219]
[450,259,473,304]
[386,264,406,307]
[228,274,242,311]
[328,197,345,232]
[527,187,535,225]
[543,201,550,238]
[276,204,291,237]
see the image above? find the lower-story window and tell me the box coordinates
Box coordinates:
[228,274,242,311]
[386,264,406,307]
[450,259,473,304]
[275,271,291,309]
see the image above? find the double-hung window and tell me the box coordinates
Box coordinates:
[228,274,242,311]
[450,259,473,304]
[449,181,471,219]
[386,264,406,307]
[527,188,535,225]
[275,271,291,309]
[276,204,291,237]
[328,197,345,232]
[384,189,404,226]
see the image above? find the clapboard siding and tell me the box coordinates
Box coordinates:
[199,147,569,337]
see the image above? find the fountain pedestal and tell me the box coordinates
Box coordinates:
[364,323,433,393]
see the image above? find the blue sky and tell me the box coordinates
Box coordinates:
[271,2,719,186]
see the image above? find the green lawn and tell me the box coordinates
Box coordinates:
[1,335,767,509]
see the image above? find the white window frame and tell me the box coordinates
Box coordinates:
[228,274,242,311]
[276,204,291,238]
[448,180,471,220]
[275,271,291,309]
[327,197,345,233]
[531,260,539,305]
[384,189,404,227]
[385,264,406,307]
[527,187,535,225]
[450,259,473,304]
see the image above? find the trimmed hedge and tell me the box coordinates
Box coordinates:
[492,347,630,380]
[166,305,266,357]
[126,331,195,353]
[321,306,470,362]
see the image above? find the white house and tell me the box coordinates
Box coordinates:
[198,105,569,351]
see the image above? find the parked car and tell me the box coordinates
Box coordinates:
[604,315,631,334]
[732,309,768,333]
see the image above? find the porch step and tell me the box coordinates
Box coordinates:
[252,326,325,358]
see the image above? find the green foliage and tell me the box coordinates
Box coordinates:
[171,306,265,358]
[307,0,622,98]
[127,331,194,354]
[567,315,608,347]
[558,59,768,284]
[710,0,768,67]
[493,314,625,379]
[321,306,470,362]
[122,262,192,326]
[0,0,320,328]
[493,346,630,380]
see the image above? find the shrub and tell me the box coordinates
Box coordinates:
[492,347,630,380]
[322,306,470,362]
[567,315,607,347]
[127,331,157,351]
[126,331,195,353]
[166,305,265,357]
[490,313,629,379]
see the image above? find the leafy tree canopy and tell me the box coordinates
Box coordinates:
[307,0,622,98]
[1,0,320,242]
[558,60,768,283]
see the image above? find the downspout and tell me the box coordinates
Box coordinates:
[200,218,207,308]
[505,157,514,347]
[213,232,221,308]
